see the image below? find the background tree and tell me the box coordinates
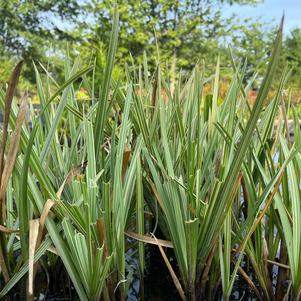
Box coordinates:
[285,28,301,86]
[0,0,84,85]
[84,0,263,71]
[0,0,291,91]
[0,0,83,57]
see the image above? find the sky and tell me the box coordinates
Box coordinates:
[223,0,301,35]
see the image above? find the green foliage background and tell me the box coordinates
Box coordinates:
[0,0,301,101]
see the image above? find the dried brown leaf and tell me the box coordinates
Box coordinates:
[96,218,108,257]
[0,61,23,180]
[122,144,131,180]
[57,161,87,199]
[125,231,173,248]
[28,219,39,300]
[0,94,27,202]
[151,234,186,301]
[0,225,19,234]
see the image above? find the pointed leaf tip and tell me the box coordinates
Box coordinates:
[279,14,285,33]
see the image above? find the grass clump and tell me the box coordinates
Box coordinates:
[0,7,300,301]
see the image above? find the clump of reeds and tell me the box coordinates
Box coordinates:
[0,6,300,301]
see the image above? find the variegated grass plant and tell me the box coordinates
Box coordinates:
[0,7,300,301]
